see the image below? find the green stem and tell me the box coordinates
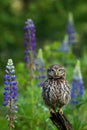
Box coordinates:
[9,77,13,130]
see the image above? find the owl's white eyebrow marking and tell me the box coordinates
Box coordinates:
[53,68,56,71]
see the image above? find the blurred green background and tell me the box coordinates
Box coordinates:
[0,0,87,130]
[0,0,87,62]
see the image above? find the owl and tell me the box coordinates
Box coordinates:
[42,64,71,114]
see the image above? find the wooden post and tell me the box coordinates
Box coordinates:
[50,111,74,130]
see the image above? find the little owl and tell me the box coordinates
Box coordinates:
[42,64,71,113]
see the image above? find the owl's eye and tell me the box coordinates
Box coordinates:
[58,69,61,72]
[51,69,54,72]
[48,69,54,76]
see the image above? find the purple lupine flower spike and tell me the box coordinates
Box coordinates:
[67,13,76,45]
[23,19,36,65]
[3,59,18,129]
[71,60,84,105]
[35,49,46,87]
[60,35,70,53]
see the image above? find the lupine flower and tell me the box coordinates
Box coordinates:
[3,59,18,129]
[60,35,70,52]
[71,60,84,105]
[23,19,36,65]
[35,49,46,87]
[66,12,76,45]
[23,19,45,82]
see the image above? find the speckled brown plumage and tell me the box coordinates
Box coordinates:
[42,64,71,112]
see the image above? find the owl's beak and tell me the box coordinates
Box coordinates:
[55,72,59,76]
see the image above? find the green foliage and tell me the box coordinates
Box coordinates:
[0,0,87,54]
[43,41,76,67]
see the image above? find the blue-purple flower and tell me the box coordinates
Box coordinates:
[35,49,46,87]
[71,60,84,105]
[60,35,70,53]
[23,19,46,83]
[66,13,76,45]
[23,19,36,64]
[3,59,18,128]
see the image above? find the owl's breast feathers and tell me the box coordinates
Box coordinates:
[42,78,71,110]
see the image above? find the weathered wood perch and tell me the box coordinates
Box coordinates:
[50,111,74,130]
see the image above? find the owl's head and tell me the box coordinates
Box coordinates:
[47,64,66,79]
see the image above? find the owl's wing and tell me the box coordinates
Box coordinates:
[66,81,70,89]
[42,79,51,107]
[42,79,49,88]
[42,79,50,97]
[65,80,71,99]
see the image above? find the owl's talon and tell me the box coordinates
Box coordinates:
[59,108,63,115]
[50,109,55,114]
